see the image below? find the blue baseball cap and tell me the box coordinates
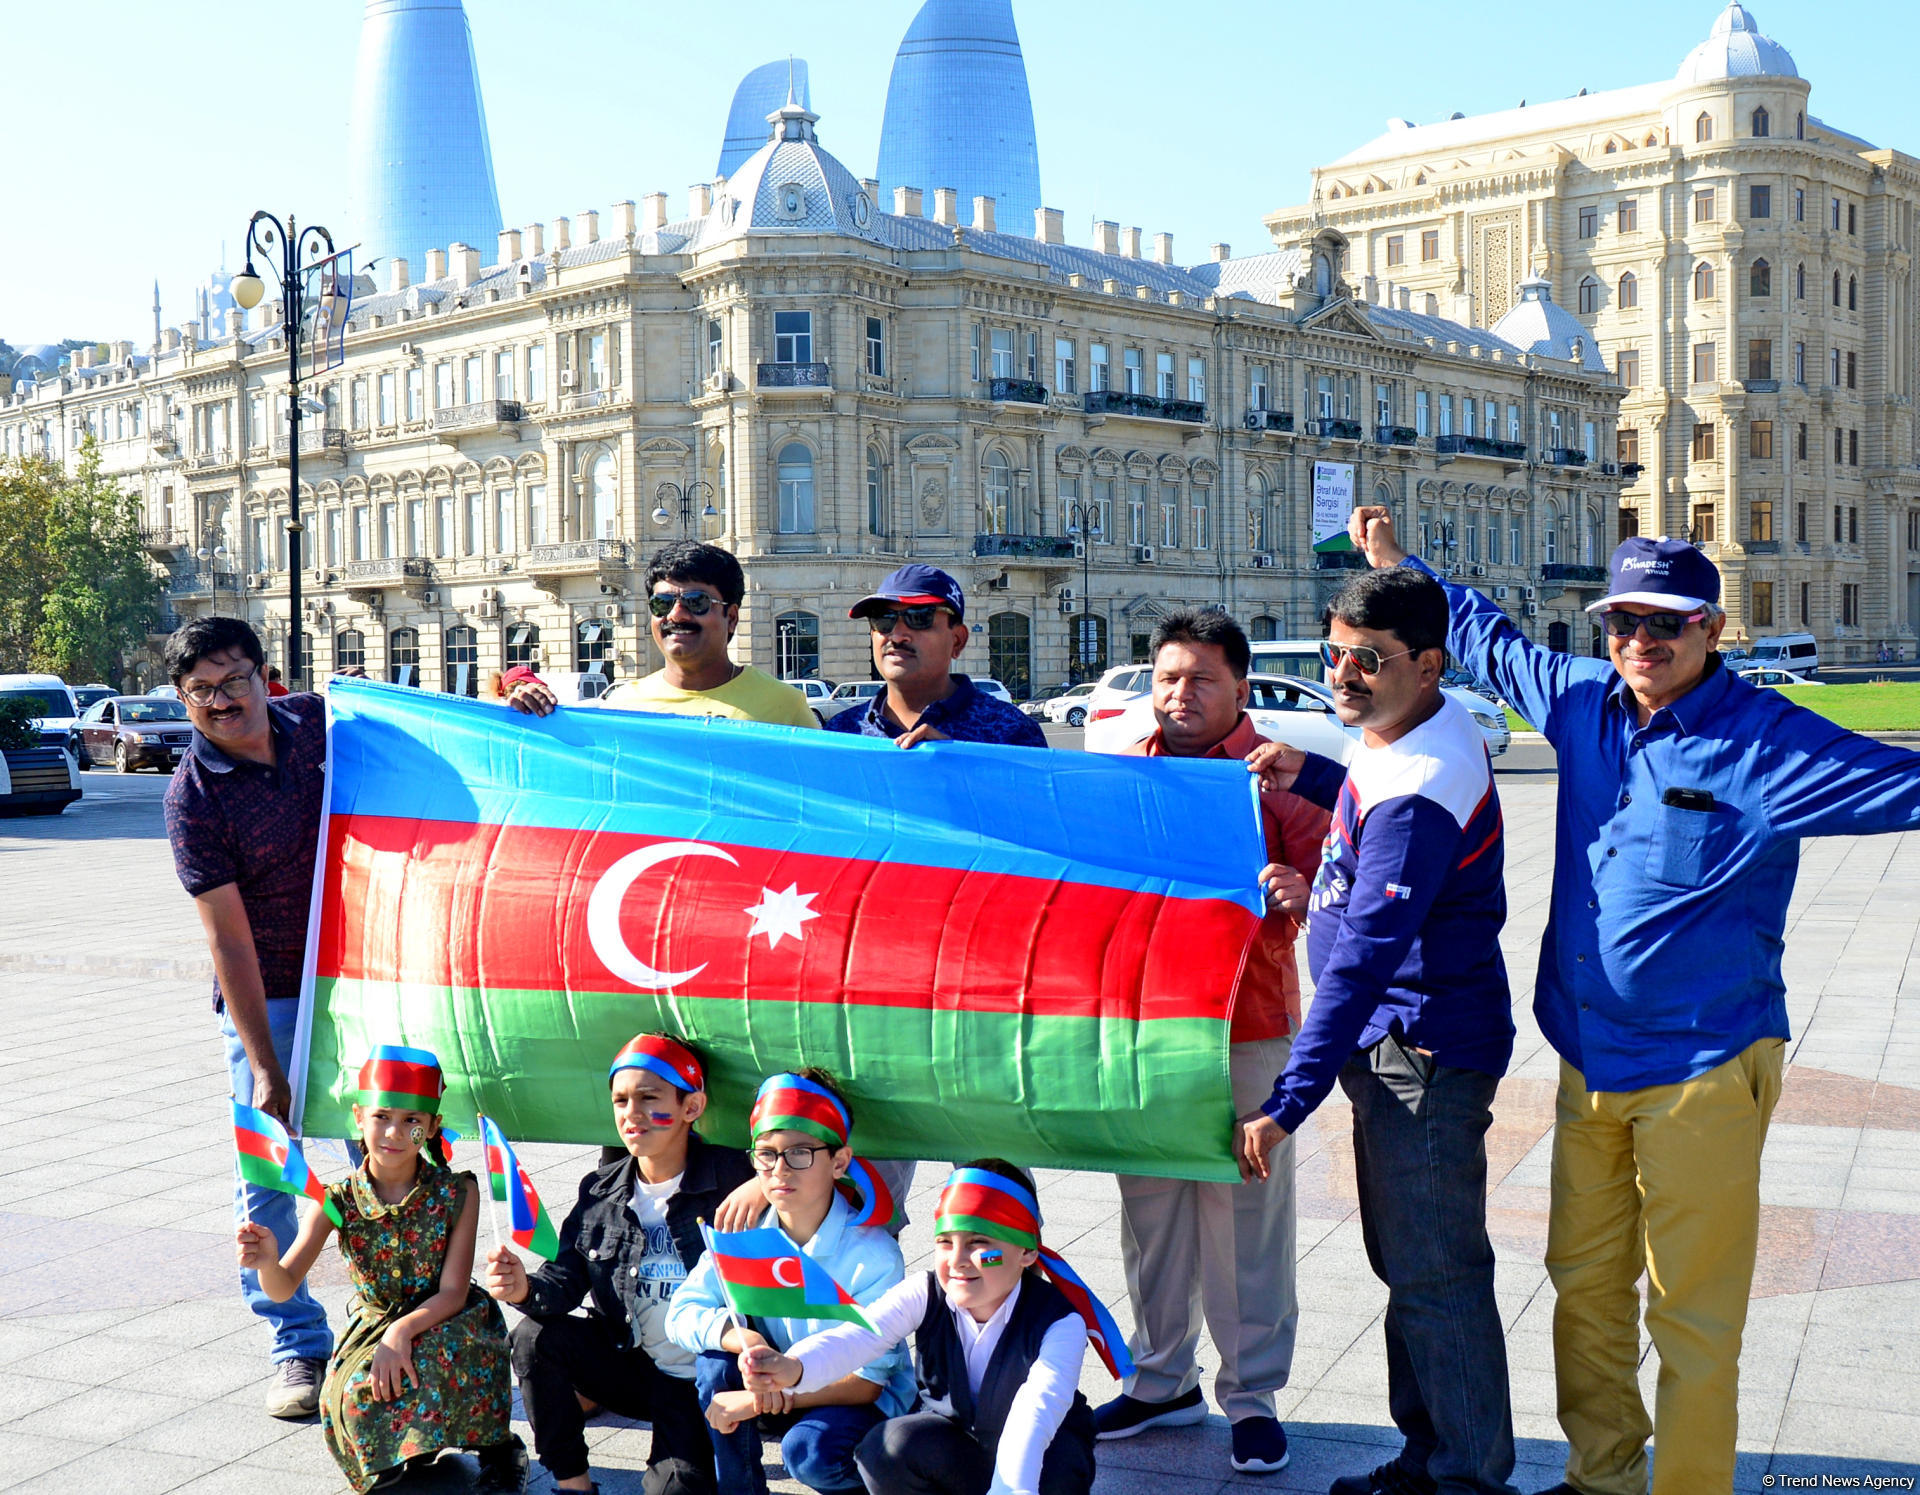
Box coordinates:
[1587,536,1721,614]
[848,563,966,621]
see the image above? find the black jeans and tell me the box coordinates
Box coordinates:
[509,1313,715,1495]
[853,1410,1096,1495]
[1340,1038,1518,1495]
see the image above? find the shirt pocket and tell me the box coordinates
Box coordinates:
[1649,802,1739,885]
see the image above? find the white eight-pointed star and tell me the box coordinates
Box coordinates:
[744,883,821,949]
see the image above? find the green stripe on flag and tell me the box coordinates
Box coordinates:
[301,977,1239,1182]
[237,1151,290,1193]
[725,1283,874,1331]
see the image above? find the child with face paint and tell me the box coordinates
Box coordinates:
[664,1069,913,1495]
[236,1046,522,1493]
[743,1159,1128,1495]
[483,1033,755,1495]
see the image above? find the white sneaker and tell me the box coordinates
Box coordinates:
[264,1356,323,1418]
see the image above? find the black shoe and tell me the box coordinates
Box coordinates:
[1229,1416,1290,1473]
[474,1435,530,1494]
[1092,1386,1208,1440]
[1329,1458,1438,1495]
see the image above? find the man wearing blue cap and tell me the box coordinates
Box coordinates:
[826,564,1046,750]
[1343,507,1920,1495]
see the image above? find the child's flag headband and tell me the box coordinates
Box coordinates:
[934,1167,1136,1380]
[357,1044,445,1114]
[610,1034,704,1094]
[749,1073,894,1231]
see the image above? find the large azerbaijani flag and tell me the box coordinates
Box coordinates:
[291,678,1267,1180]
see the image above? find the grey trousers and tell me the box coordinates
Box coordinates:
[1117,1034,1298,1422]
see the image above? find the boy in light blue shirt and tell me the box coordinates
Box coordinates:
[665,1071,912,1495]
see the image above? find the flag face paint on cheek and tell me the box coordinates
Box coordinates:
[409,1124,425,1146]
[978,1249,1004,1267]
[648,1112,676,1126]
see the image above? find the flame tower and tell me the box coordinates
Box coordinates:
[346,0,503,278]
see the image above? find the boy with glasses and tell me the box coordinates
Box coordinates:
[826,565,1046,748]
[162,616,335,1416]
[1343,517,1920,1495]
[666,1071,913,1495]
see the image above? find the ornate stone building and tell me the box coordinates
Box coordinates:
[1266,1,1920,658]
[3,97,1620,693]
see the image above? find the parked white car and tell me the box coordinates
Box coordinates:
[789,678,838,722]
[1739,667,1825,688]
[1041,682,1099,726]
[822,680,885,721]
[971,678,1014,704]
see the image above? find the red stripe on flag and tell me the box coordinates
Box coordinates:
[234,1129,288,1168]
[316,816,1256,1023]
[710,1252,805,1292]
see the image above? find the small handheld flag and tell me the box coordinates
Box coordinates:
[232,1101,341,1227]
[477,1115,561,1259]
[700,1223,875,1332]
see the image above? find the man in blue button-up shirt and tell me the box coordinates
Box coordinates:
[1347,510,1920,1495]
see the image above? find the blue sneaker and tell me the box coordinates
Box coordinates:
[1229,1416,1290,1473]
[1092,1386,1208,1440]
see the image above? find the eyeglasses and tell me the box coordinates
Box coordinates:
[1600,608,1707,641]
[750,1143,833,1172]
[647,590,720,618]
[1320,641,1416,676]
[182,666,260,708]
[865,605,950,634]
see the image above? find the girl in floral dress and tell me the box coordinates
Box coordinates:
[238,1046,524,1493]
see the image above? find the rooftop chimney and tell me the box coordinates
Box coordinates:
[611,200,636,239]
[689,183,713,218]
[1398,286,1412,310]
[225,307,246,338]
[580,210,600,244]
[162,328,181,353]
[497,228,523,265]
[551,216,572,251]
[894,185,924,218]
[860,177,880,202]
[972,195,996,233]
[523,223,544,257]
[1210,242,1231,263]
[450,243,480,287]
[1092,220,1119,255]
[1120,226,1142,259]
[933,188,959,226]
[425,248,448,281]
[1035,206,1065,244]
[1150,232,1174,264]
[642,193,669,232]
[389,257,411,292]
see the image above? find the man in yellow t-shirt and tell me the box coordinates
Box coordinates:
[507,541,817,728]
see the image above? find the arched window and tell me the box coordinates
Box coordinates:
[776,443,814,532]
[504,622,539,668]
[1848,275,1858,311]
[1249,615,1281,642]
[1246,472,1269,553]
[1796,263,1806,299]
[1070,611,1108,683]
[1693,262,1716,300]
[1543,505,1559,565]
[981,449,1012,535]
[1695,112,1714,143]
[445,624,478,696]
[774,611,819,680]
[1578,276,1600,315]
[1750,259,1771,298]
[1833,271,1842,306]
[575,619,614,686]
[588,451,617,540]
[1617,271,1639,309]
[1796,111,1805,140]
[334,628,365,673]
[1751,106,1770,138]
[987,612,1032,700]
[866,447,884,536]
[1585,509,1604,565]
[388,627,420,687]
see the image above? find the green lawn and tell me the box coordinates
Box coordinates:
[1505,707,1537,733]
[1505,682,1920,734]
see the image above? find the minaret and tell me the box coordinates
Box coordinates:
[718,58,811,179]
[345,0,503,280]
[152,279,162,354]
[877,0,1041,230]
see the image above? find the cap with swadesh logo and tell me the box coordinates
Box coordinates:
[847,563,966,621]
[1586,535,1721,614]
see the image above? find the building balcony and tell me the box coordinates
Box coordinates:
[1376,425,1418,447]
[1540,563,1609,588]
[1082,390,1206,424]
[165,567,240,599]
[1544,447,1590,468]
[1743,379,1781,394]
[1744,539,1782,554]
[1314,550,1369,571]
[973,533,1079,562]
[988,378,1050,406]
[1435,434,1528,461]
[271,427,347,461]
[524,538,631,584]
[149,607,183,639]
[1306,417,1364,441]
[559,389,617,413]
[1244,409,1294,433]
[141,526,192,562]
[756,362,832,390]
[431,400,524,437]
[1620,462,1645,482]
[342,558,434,600]
[189,447,238,471]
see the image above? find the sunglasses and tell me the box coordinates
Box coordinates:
[1320,641,1417,675]
[647,590,721,618]
[1599,609,1706,640]
[865,605,951,634]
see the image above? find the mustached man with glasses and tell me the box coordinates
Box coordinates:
[162,617,335,1418]
[1347,513,1920,1495]
[1240,568,1517,1495]
[825,565,1046,749]
[507,540,818,728]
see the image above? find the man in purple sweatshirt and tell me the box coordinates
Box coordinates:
[1239,566,1517,1495]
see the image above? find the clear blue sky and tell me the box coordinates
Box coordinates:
[2,0,1907,346]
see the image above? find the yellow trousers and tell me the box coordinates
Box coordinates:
[1545,1038,1783,1495]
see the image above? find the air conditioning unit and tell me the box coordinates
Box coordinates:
[1057,587,1074,607]
[246,572,263,589]
[1250,552,1276,568]
[418,589,438,606]
[1072,540,1087,559]
[1522,586,1538,601]
[399,341,415,358]
[985,573,1011,591]
[1133,545,1156,563]
[704,371,730,393]
[1493,585,1510,600]
[480,586,498,603]
[477,597,498,620]
[1470,564,1487,576]
[559,369,578,390]
[492,557,513,573]
[1523,601,1539,617]
[601,602,621,620]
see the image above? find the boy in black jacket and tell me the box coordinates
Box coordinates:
[484,1034,754,1495]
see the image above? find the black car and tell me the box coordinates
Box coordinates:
[71,696,193,772]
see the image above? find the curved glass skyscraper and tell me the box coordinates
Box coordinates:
[718,60,811,179]
[346,0,503,279]
[877,0,1041,230]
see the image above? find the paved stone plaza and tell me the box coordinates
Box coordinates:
[0,755,1916,1494]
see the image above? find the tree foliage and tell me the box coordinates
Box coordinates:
[0,439,160,683]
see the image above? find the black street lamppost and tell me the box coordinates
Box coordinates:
[1064,498,1104,684]
[652,480,718,538]
[229,212,341,689]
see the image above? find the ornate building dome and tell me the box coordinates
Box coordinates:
[1675,3,1798,84]
[1491,276,1609,372]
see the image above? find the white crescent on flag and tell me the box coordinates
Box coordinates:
[585,840,739,989]
[770,1255,803,1289]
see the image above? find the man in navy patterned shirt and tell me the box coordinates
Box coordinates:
[824,565,1046,749]
[162,617,333,1417]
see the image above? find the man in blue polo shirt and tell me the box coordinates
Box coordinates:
[825,564,1045,749]
[1345,509,1920,1495]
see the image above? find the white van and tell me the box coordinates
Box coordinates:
[1747,634,1820,678]
[1246,639,1327,683]
[0,674,81,754]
